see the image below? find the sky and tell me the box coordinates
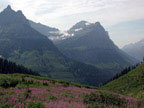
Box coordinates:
[0,0,144,48]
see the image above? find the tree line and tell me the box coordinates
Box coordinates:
[0,58,39,75]
[104,62,142,85]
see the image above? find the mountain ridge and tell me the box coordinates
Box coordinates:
[55,21,138,76]
[0,5,112,86]
[122,39,144,61]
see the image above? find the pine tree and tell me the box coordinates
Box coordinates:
[0,58,39,75]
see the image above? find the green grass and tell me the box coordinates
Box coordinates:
[83,91,128,107]
[101,62,144,98]
[0,73,96,89]
[0,73,143,108]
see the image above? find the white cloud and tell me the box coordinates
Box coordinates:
[0,0,11,11]
[2,0,142,29]
[0,0,144,47]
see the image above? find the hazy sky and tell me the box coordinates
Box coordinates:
[0,0,144,48]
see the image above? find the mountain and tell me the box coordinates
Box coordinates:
[68,20,93,34]
[29,20,73,41]
[101,62,144,98]
[29,20,61,38]
[122,39,144,61]
[0,5,111,86]
[55,21,137,75]
[0,73,143,107]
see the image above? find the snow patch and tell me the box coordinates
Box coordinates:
[49,31,60,34]
[62,31,70,36]
[74,28,83,32]
[49,36,61,40]
[85,22,91,26]
[48,31,74,41]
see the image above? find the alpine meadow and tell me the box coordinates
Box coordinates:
[0,1,144,108]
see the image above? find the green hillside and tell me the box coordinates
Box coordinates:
[101,62,144,98]
[0,73,143,108]
[0,58,144,107]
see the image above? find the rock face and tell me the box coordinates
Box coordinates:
[0,5,29,27]
[56,21,137,75]
[122,39,144,61]
[0,5,113,86]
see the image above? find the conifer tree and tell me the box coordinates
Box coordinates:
[0,58,39,75]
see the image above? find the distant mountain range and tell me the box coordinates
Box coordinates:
[0,5,115,86]
[122,39,144,61]
[54,21,138,75]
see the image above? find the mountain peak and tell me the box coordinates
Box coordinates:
[76,20,92,26]
[95,22,101,26]
[68,21,90,32]
[0,5,30,29]
[6,5,12,10]
[74,20,89,26]
[2,5,14,13]
[17,10,23,14]
[0,5,15,15]
[78,20,88,24]
[68,20,105,34]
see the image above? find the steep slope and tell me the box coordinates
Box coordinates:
[101,62,144,98]
[0,5,110,86]
[56,21,137,75]
[122,39,144,61]
[29,20,62,38]
[0,73,143,108]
